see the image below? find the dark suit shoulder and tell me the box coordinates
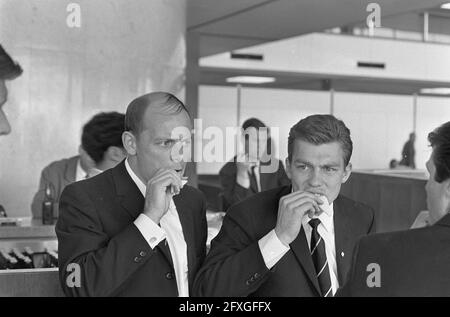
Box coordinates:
[60,167,115,204]
[224,186,289,234]
[336,195,374,225]
[219,158,237,176]
[359,224,448,250]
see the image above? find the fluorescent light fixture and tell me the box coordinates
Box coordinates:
[441,3,450,9]
[226,76,275,84]
[420,87,450,95]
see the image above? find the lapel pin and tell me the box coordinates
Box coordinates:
[341,251,345,257]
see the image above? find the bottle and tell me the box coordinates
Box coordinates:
[42,183,55,225]
[0,204,7,217]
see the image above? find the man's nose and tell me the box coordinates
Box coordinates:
[308,169,322,186]
[0,110,11,136]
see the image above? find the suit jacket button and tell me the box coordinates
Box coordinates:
[165,272,174,280]
[140,251,147,257]
[246,280,251,286]
[134,256,141,263]
[254,273,260,279]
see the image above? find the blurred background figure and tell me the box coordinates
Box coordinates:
[399,132,416,169]
[31,111,126,219]
[219,118,289,210]
[0,44,22,136]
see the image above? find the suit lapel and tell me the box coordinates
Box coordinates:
[112,161,145,220]
[173,190,196,287]
[112,161,177,270]
[290,225,322,296]
[333,196,353,285]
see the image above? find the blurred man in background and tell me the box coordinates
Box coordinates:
[399,132,416,169]
[338,121,450,296]
[219,118,290,210]
[31,112,126,218]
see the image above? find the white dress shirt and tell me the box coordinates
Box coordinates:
[126,159,189,297]
[258,196,339,295]
[75,159,87,181]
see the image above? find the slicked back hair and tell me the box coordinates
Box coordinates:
[288,114,353,166]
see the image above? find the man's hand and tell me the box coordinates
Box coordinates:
[143,169,182,224]
[274,192,323,247]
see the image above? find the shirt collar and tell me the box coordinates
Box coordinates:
[75,159,86,181]
[125,158,146,197]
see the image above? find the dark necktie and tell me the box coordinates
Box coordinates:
[249,165,259,193]
[309,218,333,297]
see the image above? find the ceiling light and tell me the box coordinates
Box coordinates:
[420,88,450,95]
[226,76,275,84]
[441,3,450,9]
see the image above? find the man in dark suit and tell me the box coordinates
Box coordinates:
[32,112,126,219]
[338,122,450,296]
[219,118,290,210]
[57,92,207,297]
[194,115,375,297]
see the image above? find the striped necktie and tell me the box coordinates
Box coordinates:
[309,218,333,297]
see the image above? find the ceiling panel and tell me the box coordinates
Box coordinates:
[187,0,448,56]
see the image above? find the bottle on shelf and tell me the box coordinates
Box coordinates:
[42,183,55,225]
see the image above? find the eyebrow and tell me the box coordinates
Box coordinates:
[293,160,341,167]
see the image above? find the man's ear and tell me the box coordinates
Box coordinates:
[285,157,292,180]
[108,146,127,162]
[122,131,137,156]
[342,162,352,184]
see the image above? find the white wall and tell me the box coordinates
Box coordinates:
[333,92,414,169]
[201,33,450,84]
[0,0,186,217]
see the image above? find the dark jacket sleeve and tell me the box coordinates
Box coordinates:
[56,183,154,297]
[192,209,271,297]
[219,162,253,207]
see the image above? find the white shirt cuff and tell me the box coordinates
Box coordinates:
[134,213,166,249]
[258,229,290,269]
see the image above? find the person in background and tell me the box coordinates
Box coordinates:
[0,44,23,216]
[399,132,416,169]
[57,92,207,296]
[31,112,126,218]
[219,118,290,210]
[194,115,375,297]
[338,121,450,296]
